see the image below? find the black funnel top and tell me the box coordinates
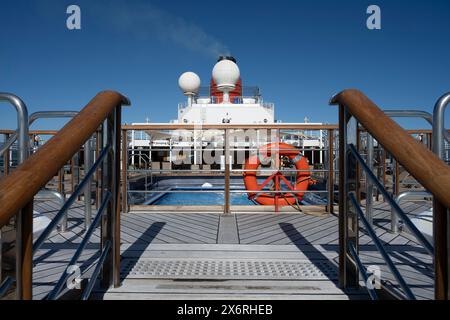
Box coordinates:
[217,56,237,63]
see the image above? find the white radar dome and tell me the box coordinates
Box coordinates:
[178,72,201,95]
[212,59,240,90]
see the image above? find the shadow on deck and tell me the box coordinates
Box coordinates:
[32,199,433,300]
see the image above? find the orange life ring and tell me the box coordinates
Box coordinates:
[243,142,313,206]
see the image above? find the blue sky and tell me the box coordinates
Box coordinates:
[0,0,449,130]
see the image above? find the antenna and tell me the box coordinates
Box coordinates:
[178,72,201,107]
[212,59,240,103]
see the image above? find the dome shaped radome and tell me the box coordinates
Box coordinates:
[178,72,201,95]
[212,60,240,89]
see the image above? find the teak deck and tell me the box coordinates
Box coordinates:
[32,199,433,300]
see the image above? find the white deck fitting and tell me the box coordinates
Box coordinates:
[32,199,433,300]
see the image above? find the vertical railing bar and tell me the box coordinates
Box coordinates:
[356,127,361,203]
[224,129,230,214]
[19,201,33,300]
[99,107,122,289]
[100,117,112,288]
[84,137,93,229]
[70,157,75,196]
[2,133,9,176]
[366,134,374,225]
[394,159,399,196]
[0,93,30,299]
[122,129,128,213]
[95,130,101,209]
[338,104,348,288]
[349,120,360,288]
[112,106,122,287]
[1,133,8,288]
[375,144,381,201]
[432,92,450,300]
[382,148,386,195]
[328,129,334,214]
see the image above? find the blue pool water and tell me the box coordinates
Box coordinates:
[151,190,254,205]
[146,187,327,206]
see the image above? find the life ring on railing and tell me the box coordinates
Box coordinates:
[243,142,314,207]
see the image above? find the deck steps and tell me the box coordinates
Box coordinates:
[94,244,367,300]
[97,280,367,300]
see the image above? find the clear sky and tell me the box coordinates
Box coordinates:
[1,0,449,130]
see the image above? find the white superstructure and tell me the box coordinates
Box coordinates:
[177,99,275,124]
[128,56,327,166]
[175,56,275,124]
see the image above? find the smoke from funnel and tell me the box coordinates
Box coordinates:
[99,1,230,58]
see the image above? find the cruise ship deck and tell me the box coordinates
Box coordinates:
[1,88,449,301]
[31,198,433,300]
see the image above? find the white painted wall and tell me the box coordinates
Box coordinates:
[178,103,274,124]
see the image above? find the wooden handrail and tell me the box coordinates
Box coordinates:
[331,89,450,209]
[0,91,129,227]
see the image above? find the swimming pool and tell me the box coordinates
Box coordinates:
[151,190,254,205]
[140,187,327,206]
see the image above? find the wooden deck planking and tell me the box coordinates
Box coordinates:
[122,213,218,244]
[31,198,434,300]
[129,212,218,237]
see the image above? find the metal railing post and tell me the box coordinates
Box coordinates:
[432,92,450,300]
[95,131,101,209]
[375,145,381,201]
[366,134,374,225]
[2,134,9,176]
[327,129,334,214]
[356,128,361,203]
[338,105,359,289]
[433,94,450,158]
[122,129,128,213]
[338,104,347,288]
[394,159,399,196]
[0,93,31,300]
[100,106,122,289]
[224,129,230,214]
[112,108,122,287]
[84,137,93,229]
[391,191,432,233]
[100,119,112,288]
[35,190,67,232]
[382,149,386,193]
[70,158,75,195]
[74,151,81,200]
[58,167,64,196]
